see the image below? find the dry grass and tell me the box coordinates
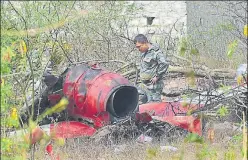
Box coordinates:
[34,136,243,160]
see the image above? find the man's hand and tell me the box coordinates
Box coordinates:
[150,76,158,84]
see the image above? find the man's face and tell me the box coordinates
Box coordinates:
[135,42,149,53]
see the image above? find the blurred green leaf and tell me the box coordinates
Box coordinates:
[37,97,68,122]
[217,106,229,117]
[186,70,196,87]
[180,47,187,56]
[232,134,242,142]
[179,37,188,56]
[185,133,204,144]
[227,40,238,58]
[190,48,199,55]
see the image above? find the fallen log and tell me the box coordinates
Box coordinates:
[115,62,134,72]
[121,69,136,77]
[73,59,127,65]
[121,66,236,79]
[169,66,236,79]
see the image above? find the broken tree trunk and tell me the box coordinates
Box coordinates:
[121,65,236,79]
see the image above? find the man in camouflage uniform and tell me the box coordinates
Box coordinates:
[134,34,169,104]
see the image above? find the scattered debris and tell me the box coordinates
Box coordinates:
[136,134,153,143]
[160,145,178,152]
[113,144,127,153]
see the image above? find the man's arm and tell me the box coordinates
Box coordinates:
[155,51,169,80]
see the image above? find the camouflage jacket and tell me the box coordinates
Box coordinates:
[139,43,169,82]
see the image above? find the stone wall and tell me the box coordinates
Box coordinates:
[127,1,187,46]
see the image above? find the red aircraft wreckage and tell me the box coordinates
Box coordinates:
[16,63,205,158]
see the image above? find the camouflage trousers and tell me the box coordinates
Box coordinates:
[137,80,164,104]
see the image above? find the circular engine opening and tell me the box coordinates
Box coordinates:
[107,86,139,118]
